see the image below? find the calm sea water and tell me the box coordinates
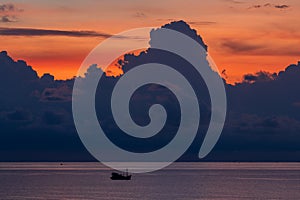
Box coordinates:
[0,162,299,200]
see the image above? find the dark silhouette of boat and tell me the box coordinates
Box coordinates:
[110,170,131,180]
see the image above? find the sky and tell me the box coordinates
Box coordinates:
[1,0,300,83]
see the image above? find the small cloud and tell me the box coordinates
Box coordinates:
[5,110,32,121]
[42,111,64,125]
[222,38,300,57]
[264,3,272,7]
[274,5,289,9]
[188,21,217,26]
[221,69,228,79]
[292,102,300,107]
[243,71,276,83]
[243,74,256,83]
[223,0,245,4]
[0,15,17,23]
[0,27,122,38]
[222,39,264,53]
[156,18,177,22]
[40,85,72,102]
[258,118,279,128]
[156,19,217,26]
[133,12,147,18]
[252,5,262,9]
[0,3,23,12]
[0,3,14,12]
[0,3,22,23]
[248,3,290,10]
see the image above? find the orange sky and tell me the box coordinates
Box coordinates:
[1,0,300,83]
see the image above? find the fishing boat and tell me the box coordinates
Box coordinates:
[110,170,131,180]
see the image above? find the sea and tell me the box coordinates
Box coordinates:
[0,162,299,200]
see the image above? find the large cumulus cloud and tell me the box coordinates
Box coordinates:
[0,21,299,161]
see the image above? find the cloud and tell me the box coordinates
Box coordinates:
[222,39,264,53]
[4,110,32,121]
[243,71,276,83]
[159,20,208,50]
[188,21,217,26]
[42,111,64,125]
[0,15,18,23]
[40,85,72,102]
[274,4,290,9]
[133,12,147,18]
[0,3,22,23]
[1,21,300,161]
[221,38,300,56]
[223,0,245,4]
[94,21,300,160]
[0,27,119,38]
[251,5,262,9]
[221,69,228,79]
[157,18,177,22]
[248,3,290,10]
[243,74,257,82]
[0,3,19,12]
[157,19,217,26]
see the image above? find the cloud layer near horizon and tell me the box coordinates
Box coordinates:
[0,21,299,161]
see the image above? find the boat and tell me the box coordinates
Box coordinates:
[110,170,132,180]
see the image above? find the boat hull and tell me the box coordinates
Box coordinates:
[110,172,132,180]
[110,175,131,180]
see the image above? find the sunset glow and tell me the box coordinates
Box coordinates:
[1,0,300,83]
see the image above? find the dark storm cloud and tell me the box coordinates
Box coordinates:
[0,50,86,161]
